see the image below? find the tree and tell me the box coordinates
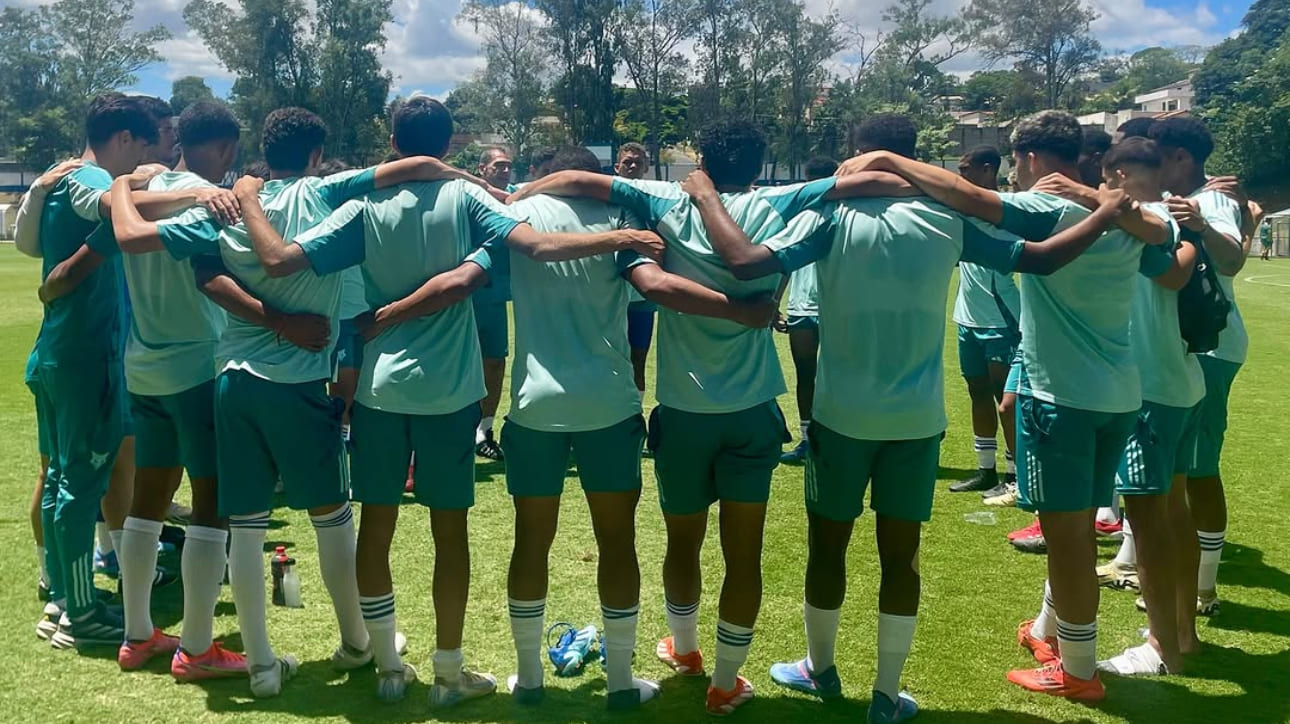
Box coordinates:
[1205,29,1290,188]
[617,0,697,176]
[1194,0,1290,107]
[314,0,394,163]
[460,0,549,160]
[1123,47,1192,94]
[775,0,841,177]
[691,0,742,120]
[536,0,622,142]
[45,0,170,99]
[967,0,1102,108]
[961,70,1040,116]
[170,76,216,115]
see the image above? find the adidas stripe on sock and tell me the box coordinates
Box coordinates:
[1056,618,1097,680]
[1198,528,1226,592]
[974,436,998,470]
[665,599,699,655]
[603,604,640,693]
[712,620,753,691]
[360,593,402,672]
[311,505,368,652]
[508,598,546,689]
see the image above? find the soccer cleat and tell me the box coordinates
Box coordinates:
[171,642,248,681]
[475,434,504,462]
[35,602,61,641]
[37,579,50,603]
[95,549,120,578]
[980,480,1010,499]
[118,628,180,670]
[868,690,919,724]
[1095,519,1124,539]
[1197,591,1220,616]
[548,623,599,677]
[52,605,126,650]
[428,669,497,709]
[706,676,754,716]
[780,440,809,463]
[166,502,193,526]
[950,468,999,493]
[1017,619,1059,664]
[377,663,418,703]
[983,481,1019,507]
[1007,661,1105,701]
[1097,561,1140,591]
[1008,519,1042,542]
[769,658,843,699]
[1012,534,1047,555]
[607,678,660,711]
[506,673,546,706]
[655,636,705,676]
[1097,643,1168,676]
[249,655,299,698]
[332,631,408,671]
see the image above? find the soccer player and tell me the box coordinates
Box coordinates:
[230,99,666,706]
[138,96,180,168]
[1260,220,1273,260]
[616,142,656,393]
[1150,116,1247,615]
[510,119,862,715]
[779,156,837,463]
[687,123,1133,723]
[1078,129,1112,187]
[26,94,156,650]
[841,110,1170,701]
[473,145,515,460]
[949,145,1021,496]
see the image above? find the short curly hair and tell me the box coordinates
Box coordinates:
[1148,117,1214,165]
[697,119,767,188]
[178,101,240,148]
[1011,110,1082,164]
[262,107,327,172]
[852,113,918,158]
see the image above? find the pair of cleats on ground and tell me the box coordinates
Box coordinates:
[656,637,917,722]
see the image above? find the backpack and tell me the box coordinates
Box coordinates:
[1176,228,1231,354]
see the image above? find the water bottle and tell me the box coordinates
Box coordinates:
[963,511,998,526]
[282,558,302,608]
[270,546,289,606]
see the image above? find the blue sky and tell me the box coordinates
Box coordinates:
[115,0,1254,102]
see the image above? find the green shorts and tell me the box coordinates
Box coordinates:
[350,402,480,509]
[131,380,218,479]
[28,379,53,458]
[34,357,127,499]
[1116,401,1199,497]
[502,415,645,497]
[957,325,1020,380]
[334,317,364,372]
[215,370,347,516]
[1190,356,1241,478]
[786,315,819,333]
[648,402,790,515]
[473,298,509,359]
[805,423,941,522]
[1015,395,1136,513]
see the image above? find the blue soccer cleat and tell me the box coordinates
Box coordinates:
[547,623,599,677]
[769,659,843,699]
[868,690,918,723]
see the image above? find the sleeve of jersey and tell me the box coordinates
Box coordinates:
[317,167,377,210]
[465,244,507,278]
[66,168,111,222]
[614,249,657,279]
[1196,191,1243,241]
[297,200,368,276]
[156,215,223,261]
[757,178,838,219]
[960,219,1024,273]
[85,223,123,259]
[996,192,1066,241]
[463,183,523,251]
[609,178,683,228]
[763,206,836,273]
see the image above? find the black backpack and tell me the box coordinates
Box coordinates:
[1176,228,1231,354]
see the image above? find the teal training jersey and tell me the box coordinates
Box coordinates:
[1189,187,1247,364]
[86,171,228,396]
[786,265,819,318]
[608,177,836,413]
[34,161,122,361]
[767,197,1024,440]
[952,261,1020,330]
[1130,203,1204,408]
[507,195,653,432]
[998,191,1174,414]
[298,179,521,415]
[338,268,368,320]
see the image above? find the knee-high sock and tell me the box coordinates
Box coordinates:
[120,517,162,641]
[228,514,274,668]
[180,525,228,654]
[311,505,368,649]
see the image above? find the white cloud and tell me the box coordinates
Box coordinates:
[155,31,232,81]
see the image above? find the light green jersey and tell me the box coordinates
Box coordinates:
[298,180,521,415]
[1130,203,1204,408]
[767,197,1024,440]
[86,171,227,396]
[786,265,819,317]
[157,169,378,384]
[608,177,836,413]
[1190,187,1247,364]
[339,268,368,320]
[998,191,1174,414]
[507,194,653,432]
[952,261,1020,330]
[34,161,123,361]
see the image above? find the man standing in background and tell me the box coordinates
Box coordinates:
[473,145,516,460]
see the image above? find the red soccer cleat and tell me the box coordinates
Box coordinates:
[171,642,249,681]
[1009,519,1042,542]
[118,629,180,671]
[707,676,755,716]
[656,637,706,677]
[1007,661,1105,701]
[1095,519,1124,539]
[1016,619,1059,664]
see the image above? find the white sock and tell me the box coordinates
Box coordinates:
[1056,617,1097,680]
[476,416,495,444]
[121,517,163,641]
[712,620,753,691]
[665,598,699,655]
[228,514,275,668]
[875,613,916,701]
[1032,581,1056,639]
[97,521,114,555]
[180,525,227,655]
[434,648,464,686]
[799,421,810,441]
[1005,450,1016,476]
[1114,518,1137,567]
[340,423,351,444]
[603,604,640,693]
[311,505,368,651]
[974,436,998,470]
[1103,641,1167,675]
[360,593,402,672]
[1198,528,1225,592]
[804,602,841,672]
[509,598,545,689]
[37,545,48,587]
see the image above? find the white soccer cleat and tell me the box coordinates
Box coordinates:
[249,655,299,698]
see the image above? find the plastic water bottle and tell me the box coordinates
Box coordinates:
[963,511,997,526]
[282,559,302,608]
[271,546,289,606]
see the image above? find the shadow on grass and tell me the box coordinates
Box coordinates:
[1204,600,1290,637]
[1218,542,1290,597]
[937,466,979,482]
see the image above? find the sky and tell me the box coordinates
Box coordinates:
[20,0,1258,102]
